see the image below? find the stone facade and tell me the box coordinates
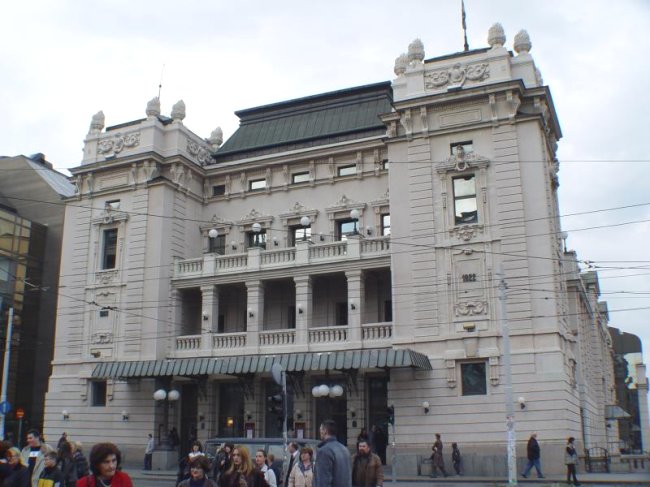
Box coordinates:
[42,25,634,474]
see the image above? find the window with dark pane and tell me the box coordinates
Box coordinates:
[102,228,118,269]
[381,214,391,236]
[247,230,267,249]
[209,234,226,254]
[461,362,487,395]
[92,380,107,406]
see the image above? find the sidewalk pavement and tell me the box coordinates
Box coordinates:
[125,466,649,486]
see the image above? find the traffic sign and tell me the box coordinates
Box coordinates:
[16,408,24,419]
[0,401,11,415]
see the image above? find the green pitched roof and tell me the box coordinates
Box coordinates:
[213,82,392,162]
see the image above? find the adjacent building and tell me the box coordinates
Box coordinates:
[0,154,75,438]
[43,24,643,473]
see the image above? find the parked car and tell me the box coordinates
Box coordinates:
[204,437,320,483]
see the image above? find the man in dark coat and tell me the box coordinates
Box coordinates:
[521,433,544,478]
[313,420,351,487]
[284,441,299,486]
[430,433,448,478]
[352,440,383,487]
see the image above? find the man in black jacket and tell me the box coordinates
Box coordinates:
[521,433,544,479]
[284,442,299,486]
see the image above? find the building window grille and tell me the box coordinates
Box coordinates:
[461,362,487,396]
[102,228,118,269]
[453,175,478,224]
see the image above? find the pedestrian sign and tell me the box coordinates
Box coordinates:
[0,401,11,415]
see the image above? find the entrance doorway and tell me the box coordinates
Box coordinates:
[314,385,347,444]
[180,384,198,454]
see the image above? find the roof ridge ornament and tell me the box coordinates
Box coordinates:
[488,23,506,49]
[171,100,186,123]
[146,97,161,118]
[514,29,532,55]
[89,111,105,134]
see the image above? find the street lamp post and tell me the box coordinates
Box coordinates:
[252,222,262,247]
[497,264,517,486]
[300,216,310,241]
[349,209,360,235]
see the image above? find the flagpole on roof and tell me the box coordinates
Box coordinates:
[462,0,470,52]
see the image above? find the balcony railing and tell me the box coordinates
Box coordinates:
[170,322,393,357]
[173,236,390,279]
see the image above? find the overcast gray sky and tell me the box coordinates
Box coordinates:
[1,1,649,385]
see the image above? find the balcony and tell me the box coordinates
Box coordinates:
[172,236,390,280]
[170,322,393,358]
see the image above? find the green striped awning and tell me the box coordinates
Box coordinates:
[91,348,431,379]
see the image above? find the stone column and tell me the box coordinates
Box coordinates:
[294,276,312,348]
[246,280,264,350]
[636,363,650,453]
[200,285,219,352]
[346,269,364,344]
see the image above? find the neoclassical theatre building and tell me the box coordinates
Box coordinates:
[43,25,627,474]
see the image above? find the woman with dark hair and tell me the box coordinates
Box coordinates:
[57,441,78,487]
[212,444,233,482]
[76,443,133,487]
[564,437,581,486]
[177,456,217,487]
[287,447,313,487]
[4,447,30,487]
[217,446,266,487]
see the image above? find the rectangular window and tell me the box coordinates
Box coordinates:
[249,179,266,191]
[382,159,389,170]
[337,165,356,177]
[91,380,107,406]
[453,175,478,225]
[209,234,226,255]
[105,200,120,210]
[212,185,225,196]
[451,141,473,156]
[461,362,487,396]
[99,310,109,318]
[291,172,310,184]
[381,214,391,236]
[102,228,118,269]
[289,225,311,246]
[247,230,267,249]
[336,219,357,241]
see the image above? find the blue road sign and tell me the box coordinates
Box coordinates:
[0,401,11,415]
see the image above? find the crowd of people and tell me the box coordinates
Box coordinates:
[0,429,133,487]
[0,425,583,487]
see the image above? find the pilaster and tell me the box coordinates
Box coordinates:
[346,269,364,344]
[294,276,312,347]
